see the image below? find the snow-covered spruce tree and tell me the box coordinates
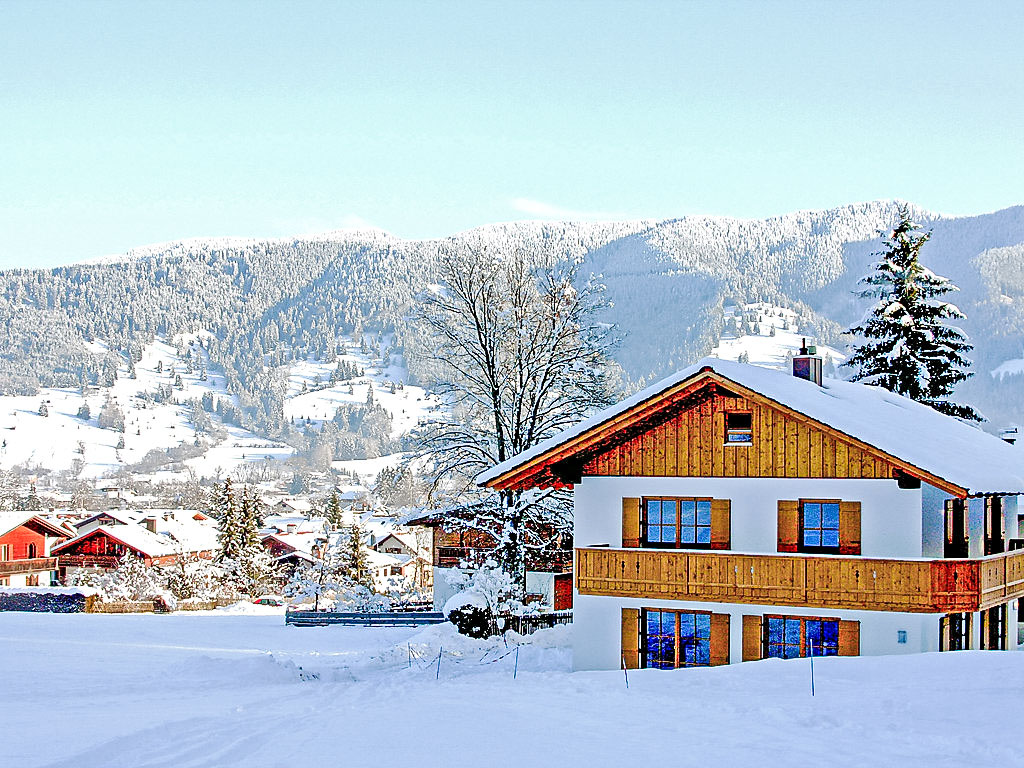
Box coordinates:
[213,477,241,558]
[340,518,373,589]
[324,491,344,530]
[412,244,618,594]
[843,206,982,421]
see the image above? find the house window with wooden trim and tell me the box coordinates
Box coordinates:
[984,497,1004,556]
[765,616,840,659]
[981,604,1006,650]
[725,412,753,445]
[643,498,712,547]
[940,612,971,651]
[777,499,860,555]
[644,609,710,668]
[0,544,8,561]
[944,499,969,558]
[801,501,840,553]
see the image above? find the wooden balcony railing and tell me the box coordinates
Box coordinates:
[0,557,59,576]
[436,546,573,572]
[576,547,1024,614]
[57,554,121,570]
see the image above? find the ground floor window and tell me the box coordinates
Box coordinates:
[981,604,1006,650]
[940,612,972,651]
[642,609,711,669]
[765,616,839,659]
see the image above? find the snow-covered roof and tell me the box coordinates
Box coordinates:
[0,511,69,539]
[53,524,178,558]
[155,512,219,553]
[477,358,1024,496]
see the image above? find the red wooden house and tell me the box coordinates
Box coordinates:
[52,525,178,576]
[0,512,69,587]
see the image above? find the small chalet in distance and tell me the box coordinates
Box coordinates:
[479,350,1024,671]
[0,512,69,587]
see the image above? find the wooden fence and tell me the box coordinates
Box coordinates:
[285,610,449,627]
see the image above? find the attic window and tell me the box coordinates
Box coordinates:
[725,412,753,445]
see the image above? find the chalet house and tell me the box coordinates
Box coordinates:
[53,525,179,577]
[407,512,573,611]
[0,512,69,587]
[478,353,1024,671]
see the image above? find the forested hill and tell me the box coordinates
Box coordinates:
[2,200,1023,433]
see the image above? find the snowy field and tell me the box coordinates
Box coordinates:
[1,612,1022,767]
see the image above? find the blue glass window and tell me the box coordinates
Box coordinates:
[643,498,713,548]
[643,609,712,669]
[801,501,841,552]
[766,616,839,659]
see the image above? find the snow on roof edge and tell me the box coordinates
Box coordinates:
[476,358,1024,496]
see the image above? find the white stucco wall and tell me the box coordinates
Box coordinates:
[574,476,923,557]
[573,593,945,671]
[572,476,1024,670]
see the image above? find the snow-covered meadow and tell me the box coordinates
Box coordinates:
[1,611,1021,768]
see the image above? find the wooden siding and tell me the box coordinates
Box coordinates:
[576,547,1024,613]
[582,389,901,481]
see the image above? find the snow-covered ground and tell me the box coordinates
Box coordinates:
[1,611,1021,767]
[711,302,845,371]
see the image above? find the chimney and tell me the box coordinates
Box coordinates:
[144,517,157,533]
[1001,427,1018,445]
[792,338,823,386]
[286,523,297,534]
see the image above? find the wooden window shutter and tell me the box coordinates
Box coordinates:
[839,501,861,555]
[710,499,731,550]
[710,613,730,666]
[838,620,860,656]
[777,500,799,553]
[622,498,641,548]
[742,614,762,661]
[621,608,640,669]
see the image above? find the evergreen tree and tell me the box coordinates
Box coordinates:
[213,477,242,560]
[342,518,372,589]
[325,491,344,529]
[844,206,981,420]
[38,400,48,417]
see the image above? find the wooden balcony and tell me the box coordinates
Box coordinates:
[57,554,120,570]
[0,557,58,576]
[576,547,1024,614]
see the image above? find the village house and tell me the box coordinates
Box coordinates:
[52,509,219,579]
[0,512,70,587]
[407,512,573,611]
[479,352,1024,670]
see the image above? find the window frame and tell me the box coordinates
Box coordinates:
[641,496,714,549]
[641,608,713,669]
[725,411,753,446]
[763,614,840,659]
[798,498,842,554]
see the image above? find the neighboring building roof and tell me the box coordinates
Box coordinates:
[0,511,70,540]
[53,524,177,558]
[477,358,1024,497]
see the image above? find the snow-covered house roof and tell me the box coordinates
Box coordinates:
[152,511,219,553]
[477,358,1024,497]
[53,525,177,558]
[0,511,69,540]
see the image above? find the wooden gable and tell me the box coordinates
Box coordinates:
[483,369,965,495]
[582,382,902,481]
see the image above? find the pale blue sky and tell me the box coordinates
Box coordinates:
[1,1,1022,268]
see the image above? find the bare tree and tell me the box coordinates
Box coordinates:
[413,244,619,591]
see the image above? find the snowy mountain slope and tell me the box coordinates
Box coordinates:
[0,333,442,482]
[0,199,1021,457]
[709,302,845,370]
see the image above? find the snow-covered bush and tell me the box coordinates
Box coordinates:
[443,563,529,638]
[332,584,392,613]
